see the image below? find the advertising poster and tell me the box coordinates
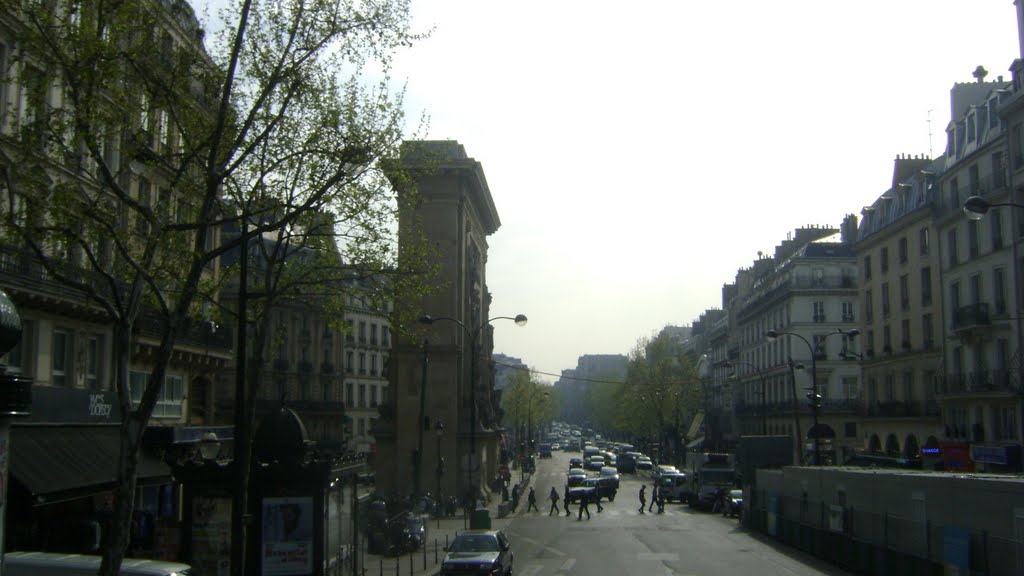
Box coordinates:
[192,495,232,576]
[263,497,314,576]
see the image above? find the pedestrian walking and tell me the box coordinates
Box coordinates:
[638,485,646,514]
[577,489,591,520]
[656,487,665,514]
[527,487,539,512]
[548,486,560,515]
[648,484,658,512]
[564,486,572,516]
[594,492,604,513]
[511,484,520,510]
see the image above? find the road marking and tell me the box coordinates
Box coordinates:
[638,552,680,561]
[560,558,576,571]
[518,565,544,576]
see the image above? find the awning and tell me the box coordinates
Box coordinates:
[12,424,173,504]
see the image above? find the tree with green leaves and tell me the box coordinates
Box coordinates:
[501,371,555,453]
[620,333,701,464]
[0,0,425,573]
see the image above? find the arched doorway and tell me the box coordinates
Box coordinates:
[904,434,920,459]
[868,434,881,454]
[885,434,900,456]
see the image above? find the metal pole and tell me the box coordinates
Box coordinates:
[416,339,428,497]
[760,372,767,436]
[811,350,820,465]
[787,358,804,466]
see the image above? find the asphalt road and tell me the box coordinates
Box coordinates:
[503,449,854,576]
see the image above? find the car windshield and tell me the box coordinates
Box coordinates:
[730,490,743,498]
[450,535,500,553]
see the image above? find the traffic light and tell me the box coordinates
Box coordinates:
[806,391,822,409]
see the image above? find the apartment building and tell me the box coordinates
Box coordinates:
[934,70,1023,472]
[855,155,944,461]
[730,223,862,465]
[341,279,391,453]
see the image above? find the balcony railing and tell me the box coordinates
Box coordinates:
[951,303,991,331]
[862,401,923,418]
[940,370,1020,394]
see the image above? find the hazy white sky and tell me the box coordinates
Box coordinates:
[385,1,1021,382]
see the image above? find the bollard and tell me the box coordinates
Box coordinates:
[409,549,413,574]
[395,555,399,575]
[379,559,383,576]
[422,539,427,570]
[434,539,439,563]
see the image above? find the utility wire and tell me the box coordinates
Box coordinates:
[493,361,626,385]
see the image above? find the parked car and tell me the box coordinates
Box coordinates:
[723,489,744,518]
[569,457,584,469]
[637,455,653,470]
[616,452,637,473]
[441,530,514,576]
[652,464,678,479]
[657,472,690,503]
[585,455,606,471]
[538,443,553,458]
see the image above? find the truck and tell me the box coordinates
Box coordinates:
[686,452,736,509]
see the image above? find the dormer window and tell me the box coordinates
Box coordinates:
[967,114,976,143]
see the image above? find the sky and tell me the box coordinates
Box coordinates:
[381,1,1022,382]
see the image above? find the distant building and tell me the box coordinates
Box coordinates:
[554,354,627,425]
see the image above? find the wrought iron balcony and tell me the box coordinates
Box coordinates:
[952,303,991,331]
[941,370,1019,394]
[862,401,922,418]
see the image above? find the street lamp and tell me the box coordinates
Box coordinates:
[419,313,527,514]
[724,361,767,435]
[962,196,1024,220]
[766,328,859,465]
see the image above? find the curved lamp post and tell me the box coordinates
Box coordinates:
[724,361,767,435]
[766,328,859,465]
[419,313,527,514]
[962,195,1024,220]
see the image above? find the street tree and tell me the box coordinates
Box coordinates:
[0,0,425,573]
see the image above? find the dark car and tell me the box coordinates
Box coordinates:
[567,477,617,503]
[441,530,513,576]
[599,466,620,489]
[569,457,584,469]
[723,489,743,518]
[567,469,588,486]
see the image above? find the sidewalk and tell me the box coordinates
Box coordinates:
[359,473,530,576]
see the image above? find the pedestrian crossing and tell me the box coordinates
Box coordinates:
[515,506,682,519]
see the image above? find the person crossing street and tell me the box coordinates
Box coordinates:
[548,486,560,515]
[577,489,591,520]
[527,487,539,512]
[638,484,647,514]
[564,485,572,516]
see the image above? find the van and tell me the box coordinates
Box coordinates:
[3,551,191,576]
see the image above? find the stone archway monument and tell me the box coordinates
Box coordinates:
[377,141,505,505]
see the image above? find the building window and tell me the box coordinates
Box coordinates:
[83,333,102,390]
[883,325,892,354]
[370,324,378,346]
[919,228,930,255]
[129,371,184,418]
[991,208,1004,250]
[52,329,70,387]
[358,384,366,408]
[880,247,889,273]
[358,353,366,374]
[921,267,932,306]
[864,290,873,322]
[863,255,872,280]
[885,371,895,401]
[358,321,367,343]
[901,318,911,350]
[968,220,979,258]
[382,326,391,347]
[902,370,914,402]
[922,314,934,348]
[899,275,909,311]
[812,301,825,323]
[841,301,854,322]
[947,228,959,267]
[898,237,908,264]
[881,283,890,318]
[994,267,1007,314]
[346,382,354,406]
[345,351,353,374]
[948,178,959,211]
